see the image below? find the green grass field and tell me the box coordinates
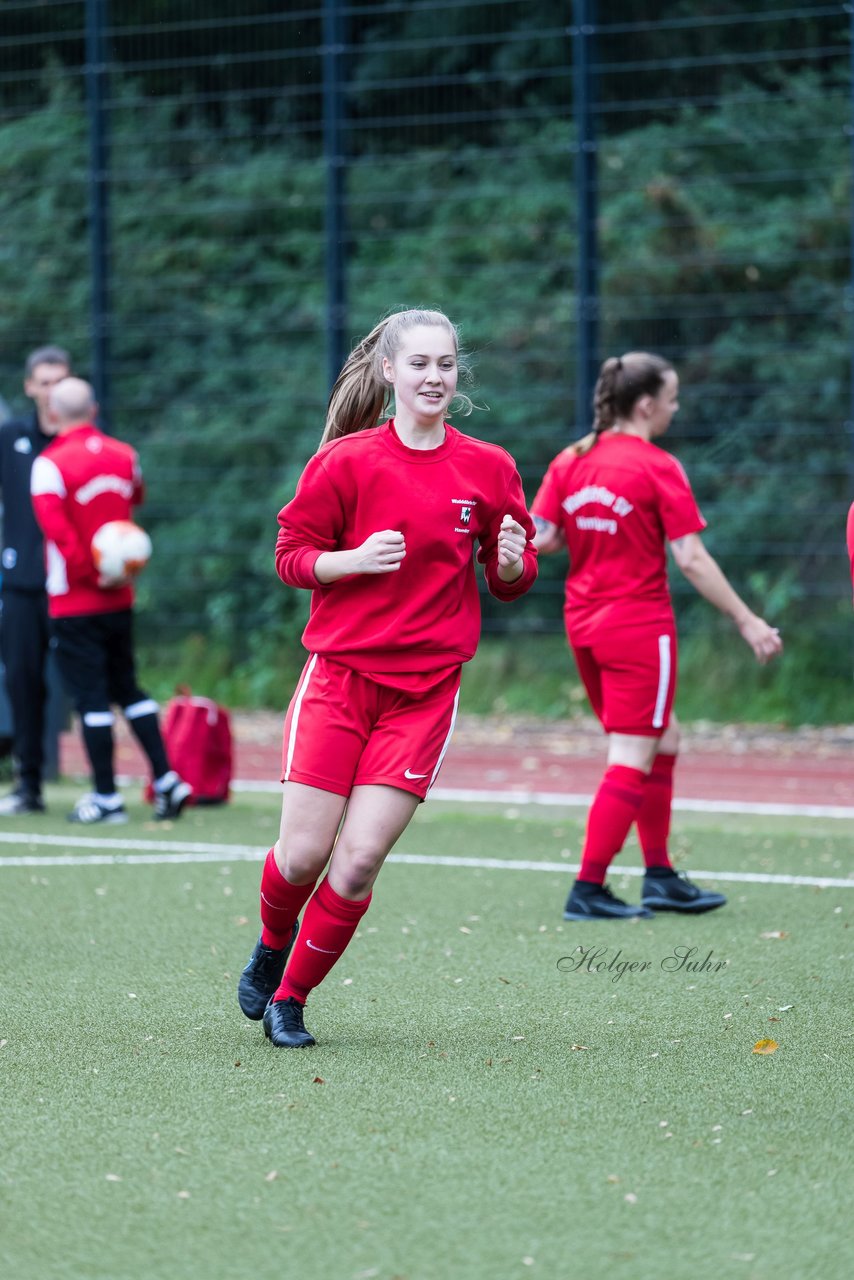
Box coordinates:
[2,785,852,1280]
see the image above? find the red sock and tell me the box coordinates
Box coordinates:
[259,850,317,949]
[275,877,372,1005]
[577,765,646,884]
[636,753,676,870]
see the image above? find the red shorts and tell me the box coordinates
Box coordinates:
[571,623,677,736]
[281,654,462,799]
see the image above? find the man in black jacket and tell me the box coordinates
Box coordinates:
[0,345,71,814]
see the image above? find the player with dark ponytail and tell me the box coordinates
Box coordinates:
[532,352,782,920]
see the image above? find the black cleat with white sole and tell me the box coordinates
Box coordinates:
[68,794,127,825]
[154,773,192,821]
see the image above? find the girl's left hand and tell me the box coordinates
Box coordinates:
[497,514,527,567]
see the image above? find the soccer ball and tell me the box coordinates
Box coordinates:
[91,520,152,584]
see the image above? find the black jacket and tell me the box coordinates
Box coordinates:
[0,410,51,592]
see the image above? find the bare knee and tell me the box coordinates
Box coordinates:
[607,732,660,774]
[658,721,680,756]
[328,841,386,899]
[273,834,330,886]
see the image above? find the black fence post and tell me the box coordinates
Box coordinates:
[572,0,598,435]
[323,0,348,393]
[85,0,112,430]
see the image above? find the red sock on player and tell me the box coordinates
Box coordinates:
[577,764,647,885]
[275,876,372,1005]
[636,753,676,870]
[259,849,317,949]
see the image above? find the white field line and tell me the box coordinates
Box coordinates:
[230,778,854,821]
[0,832,852,888]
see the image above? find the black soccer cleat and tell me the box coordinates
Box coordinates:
[237,924,299,1020]
[154,773,192,821]
[68,794,127,825]
[263,996,316,1049]
[563,880,654,921]
[641,868,727,914]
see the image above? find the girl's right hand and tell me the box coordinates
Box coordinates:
[351,529,406,574]
[739,614,783,664]
[313,530,405,584]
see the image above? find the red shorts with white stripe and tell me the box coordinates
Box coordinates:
[571,622,677,736]
[281,654,462,799]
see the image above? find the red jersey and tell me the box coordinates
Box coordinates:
[532,432,705,642]
[30,422,144,618]
[276,419,537,677]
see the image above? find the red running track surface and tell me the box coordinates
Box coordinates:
[58,714,854,807]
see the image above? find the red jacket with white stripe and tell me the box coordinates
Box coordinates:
[30,422,144,618]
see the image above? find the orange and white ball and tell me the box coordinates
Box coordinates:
[91,520,152,583]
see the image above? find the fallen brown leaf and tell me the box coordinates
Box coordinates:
[753,1038,779,1055]
[313,1076,325,1084]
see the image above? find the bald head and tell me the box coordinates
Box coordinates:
[47,377,97,433]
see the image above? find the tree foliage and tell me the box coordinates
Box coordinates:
[0,56,849,697]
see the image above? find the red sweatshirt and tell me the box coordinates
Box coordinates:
[532,432,706,643]
[30,422,144,618]
[276,419,538,673]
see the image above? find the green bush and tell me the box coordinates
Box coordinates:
[2,68,849,722]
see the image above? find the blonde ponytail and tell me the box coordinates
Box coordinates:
[320,320,391,447]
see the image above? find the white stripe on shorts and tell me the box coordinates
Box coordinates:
[284,653,318,781]
[428,682,461,791]
[652,633,672,729]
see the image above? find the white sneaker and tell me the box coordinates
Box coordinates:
[0,789,45,816]
[68,794,128,825]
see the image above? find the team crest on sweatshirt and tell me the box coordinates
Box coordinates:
[452,497,477,534]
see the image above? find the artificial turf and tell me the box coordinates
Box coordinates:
[1,786,852,1279]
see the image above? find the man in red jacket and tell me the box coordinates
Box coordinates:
[30,377,190,824]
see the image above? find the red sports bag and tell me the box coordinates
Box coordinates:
[146,692,233,806]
